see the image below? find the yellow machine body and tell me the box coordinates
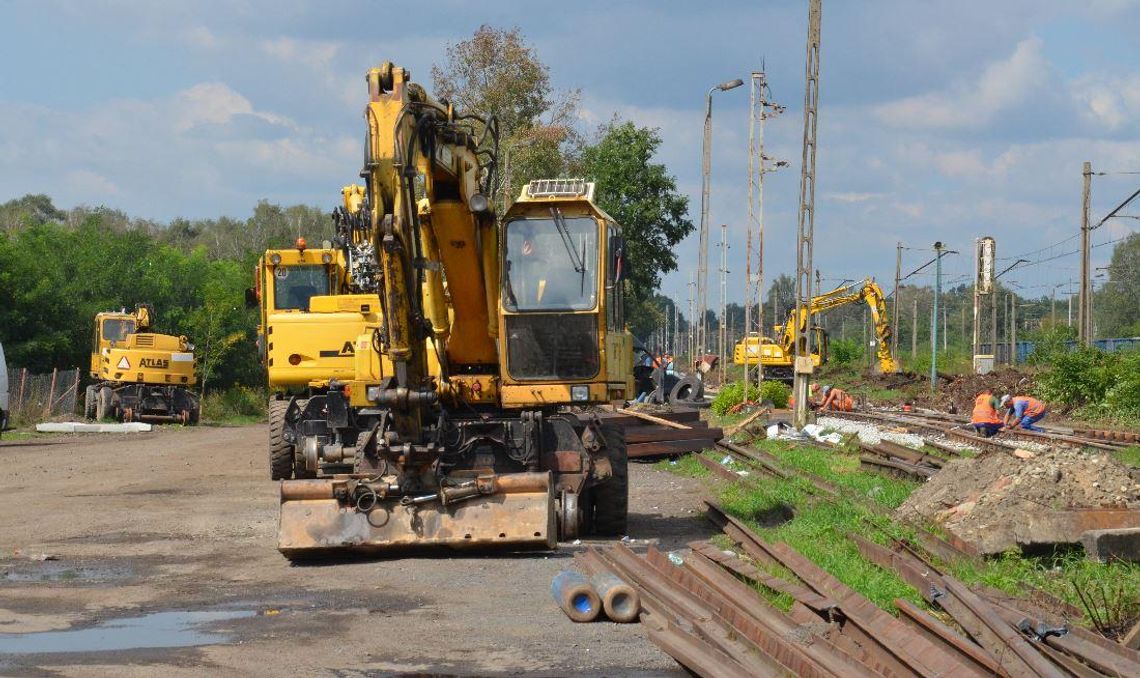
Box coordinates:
[86,306,199,424]
[276,63,632,558]
[734,278,899,378]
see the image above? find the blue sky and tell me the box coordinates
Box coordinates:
[1,0,1138,309]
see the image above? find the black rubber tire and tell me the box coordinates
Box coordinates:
[84,385,97,420]
[668,375,702,404]
[96,386,113,421]
[591,423,628,536]
[269,399,293,481]
[188,406,200,426]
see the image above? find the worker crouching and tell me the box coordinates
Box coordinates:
[1002,394,1048,432]
[970,388,1004,438]
[818,384,853,412]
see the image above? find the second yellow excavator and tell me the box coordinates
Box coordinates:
[734,278,898,379]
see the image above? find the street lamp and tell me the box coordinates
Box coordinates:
[696,78,744,357]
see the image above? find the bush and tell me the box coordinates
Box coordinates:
[1035,346,1118,408]
[759,380,791,408]
[711,382,758,415]
[201,386,267,422]
[1028,324,1077,366]
[1105,351,1140,414]
[830,338,864,365]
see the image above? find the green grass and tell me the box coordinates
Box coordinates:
[1113,446,1140,468]
[661,437,1140,634]
[652,451,713,479]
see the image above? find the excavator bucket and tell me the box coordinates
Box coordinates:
[277,474,557,558]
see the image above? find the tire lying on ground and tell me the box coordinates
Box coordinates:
[268,399,293,481]
[668,374,704,405]
[590,423,628,536]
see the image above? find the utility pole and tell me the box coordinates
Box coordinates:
[892,241,902,356]
[943,305,947,351]
[930,241,943,390]
[912,297,917,358]
[718,223,728,383]
[1079,161,1092,345]
[687,272,696,361]
[696,78,744,358]
[792,0,823,429]
[1009,292,1017,365]
[747,69,783,393]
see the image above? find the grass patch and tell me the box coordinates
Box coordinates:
[652,452,712,479]
[201,386,267,424]
[661,437,1140,633]
[1111,445,1140,468]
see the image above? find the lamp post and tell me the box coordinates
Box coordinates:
[696,78,744,359]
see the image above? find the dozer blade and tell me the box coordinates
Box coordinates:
[277,473,557,558]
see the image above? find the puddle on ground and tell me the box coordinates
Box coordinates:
[3,561,134,584]
[0,609,255,654]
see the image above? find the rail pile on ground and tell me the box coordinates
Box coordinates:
[596,407,722,459]
[576,501,1140,677]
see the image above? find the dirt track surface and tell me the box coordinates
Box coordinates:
[0,425,713,676]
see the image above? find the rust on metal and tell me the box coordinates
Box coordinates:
[694,454,742,482]
[895,598,1010,677]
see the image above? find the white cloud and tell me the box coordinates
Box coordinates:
[826,191,882,203]
[875,38,1049,130]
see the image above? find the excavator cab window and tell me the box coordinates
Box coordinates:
[502,215,598,311]
[273,265,331,311]
[101,318,136,343]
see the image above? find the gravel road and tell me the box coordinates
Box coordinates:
[0,424,713,676]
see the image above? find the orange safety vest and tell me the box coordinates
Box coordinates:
[1014,396,1046,418]
[971,394,1002,425]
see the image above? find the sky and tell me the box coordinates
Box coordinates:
[1,0,1139,314]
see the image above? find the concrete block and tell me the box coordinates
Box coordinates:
[36,422,152,433]
[1081,527,1140,563]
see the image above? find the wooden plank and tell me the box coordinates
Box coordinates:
[628,439,719,458]
[595,408,701,427]
[625,426,722,443]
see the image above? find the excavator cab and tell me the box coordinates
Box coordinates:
[499,179,633,407]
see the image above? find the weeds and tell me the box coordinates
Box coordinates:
[200,386,266,423]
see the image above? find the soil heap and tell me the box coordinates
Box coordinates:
[897,448,1140,554]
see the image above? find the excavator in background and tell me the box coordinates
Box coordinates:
[249,184,383,480]
[734,278,898,380]
[85,304,199,424]
[274,63,634,558]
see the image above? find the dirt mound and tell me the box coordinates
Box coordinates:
[854,367,1036,414]
[897,448,1140,554]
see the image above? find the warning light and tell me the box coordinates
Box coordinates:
[288,354,302,365]
[296,237,307,252]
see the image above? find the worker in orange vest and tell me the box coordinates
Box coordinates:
[970,388,1004,438]
[1001,394,1048,432]
[819,385,854,412]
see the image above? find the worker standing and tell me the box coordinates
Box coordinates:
[1002,394,1048,432]
[819,385,854,412]
[970,388,1004,438]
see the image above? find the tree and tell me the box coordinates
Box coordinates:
[765,274,795,322]
[579,121,693,337]
[1094,232,1140,336]
[431,25,581,208]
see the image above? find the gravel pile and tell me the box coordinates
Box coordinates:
[816,416,926,449]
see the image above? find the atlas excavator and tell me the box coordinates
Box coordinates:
[85,304,199,424]
[734,278,898,380]
[249,185,384,480]
[273,62,634,558]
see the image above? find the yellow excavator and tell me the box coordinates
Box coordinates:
[734,278,898,379]
[249,188,383,480]
[85,304,199,423]
[274,63,634,558]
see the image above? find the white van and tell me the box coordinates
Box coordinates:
[0,341,8,432]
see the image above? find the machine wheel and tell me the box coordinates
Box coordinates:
[84,386,97,420]
[95,386,113,421]
[269,399,293,481]
[188,406,200,425]
[290,398,316,479]
[591,423,628,536]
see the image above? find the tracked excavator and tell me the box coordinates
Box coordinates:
[274,63,634,558]
[734,278,898,379]
[85,304,199,423]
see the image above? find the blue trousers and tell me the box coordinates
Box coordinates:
[973,423,1002,438]
[1019,412,1047,431]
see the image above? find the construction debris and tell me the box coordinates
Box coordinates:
[35,421,153,433]
[898,448,1140,554]
[550,570,601,622]
[597,407,721,459]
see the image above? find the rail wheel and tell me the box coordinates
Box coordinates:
[590,423,628,536]
[269,399,293,480]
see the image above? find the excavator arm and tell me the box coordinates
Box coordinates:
[779,278,898,373]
